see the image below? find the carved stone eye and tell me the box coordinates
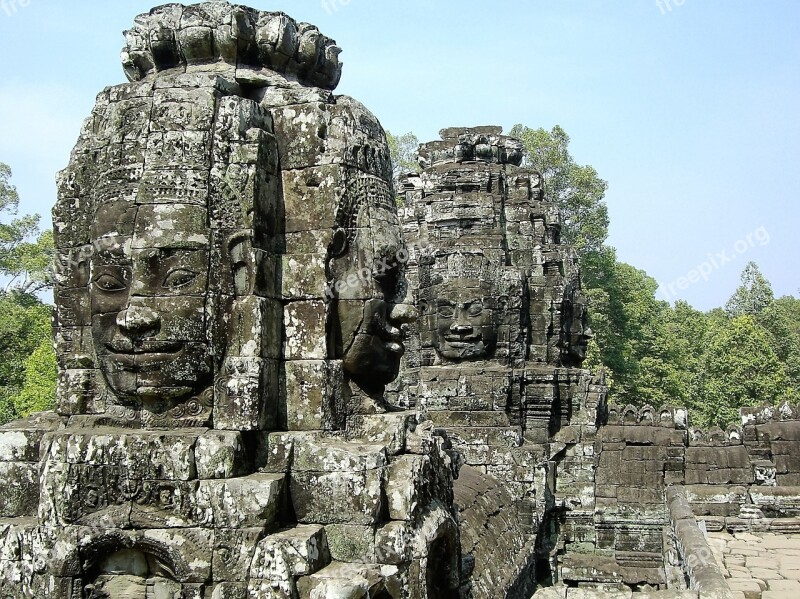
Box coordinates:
[93,273,127,292]
[466,302,484,317]
[438,304,454,319]
[163,269,198,290]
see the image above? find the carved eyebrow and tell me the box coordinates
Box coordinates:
[91,235,130,253]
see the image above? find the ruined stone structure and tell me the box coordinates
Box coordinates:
[2,3,800,599]
[390,127,606,597]
[0,4,459,598]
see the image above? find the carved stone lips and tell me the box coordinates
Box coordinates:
[444,336,481,344]
[104,341,183,368]
[105,340,183,355]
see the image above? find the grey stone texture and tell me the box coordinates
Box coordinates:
[4,3,800,599]
[390,126,607,598]
[1,3,458,598]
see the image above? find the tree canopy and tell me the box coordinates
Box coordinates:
[0,163,54,293]
[386,131,420,184]
[725,260,774,317]
[509,124,610,258]
[0,163,56,424]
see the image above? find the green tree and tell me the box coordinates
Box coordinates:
[13,337,57,418]
[0,163,57,424]
[0,163,54,293]
[0,291,54,423]
[757,296,800,393]
[508,124,609,257]
[725,261,774,317]
[386,131,420,183]
[697,315,790,428]
[587,260,681,406]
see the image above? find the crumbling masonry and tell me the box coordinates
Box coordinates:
[0,4,798,599]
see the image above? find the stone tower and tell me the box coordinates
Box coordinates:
[0,3,461,598]
[392,127,608,597]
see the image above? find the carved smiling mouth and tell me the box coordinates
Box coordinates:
[444,336,481,346]
[106,341,183,355]
[104,341,183,368]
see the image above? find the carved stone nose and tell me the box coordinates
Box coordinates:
[116,305,160,335]
[451,322,473,334]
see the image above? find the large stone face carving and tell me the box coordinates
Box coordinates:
[54,70,280,429]
[0,4,462,599]
[421,253,501,362]
[326,172,410,398]
[89,201,214,407]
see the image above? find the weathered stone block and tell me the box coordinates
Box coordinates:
[283,301,327,359]
[197,473,284,528]
[291,468,385,526]
[210,582,248,599]
[385,454,438,522]
[44,429,199,481]
[212,528,263,582]
[346,413,411,456]
[214,356,278,431]
[0,463,39,518]
[0,415,62,462]
[250,525,329,588]
[195,431,247,480]
[283,360,344,431]
[324,524,377,563]
[271,105,333,171]
[375,521,413,565]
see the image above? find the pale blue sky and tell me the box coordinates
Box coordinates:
[1,0,798,309]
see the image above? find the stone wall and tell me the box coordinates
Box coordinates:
[555,402,800,594]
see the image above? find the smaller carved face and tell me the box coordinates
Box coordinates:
[563,291,593,365]
[430,279,498,361]
[157,487,174,508]
[328,200,410,391]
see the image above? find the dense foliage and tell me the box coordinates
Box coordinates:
[0,163,56,423]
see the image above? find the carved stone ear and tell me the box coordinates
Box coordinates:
[329,228,348,258]
[228,231,253,297]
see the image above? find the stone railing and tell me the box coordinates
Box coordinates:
[687,425,743,447]
[741,401,800,426]
[605,404,688,429]
[666,486,735,599]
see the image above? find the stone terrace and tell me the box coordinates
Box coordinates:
[708,530,800,598]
